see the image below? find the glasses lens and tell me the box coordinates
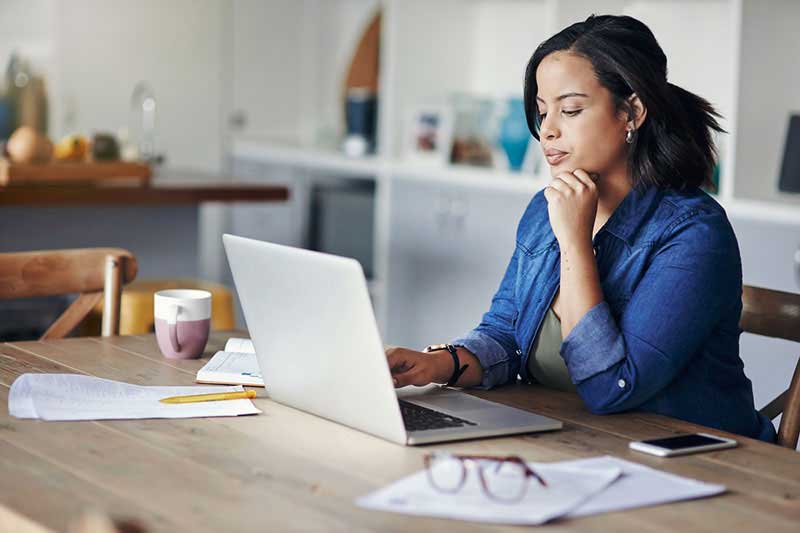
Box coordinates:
[481,459,528,502]
[426,454,465,493]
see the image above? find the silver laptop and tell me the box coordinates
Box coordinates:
[223,234,562,445]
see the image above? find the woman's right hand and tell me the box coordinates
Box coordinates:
[385,346,452,388]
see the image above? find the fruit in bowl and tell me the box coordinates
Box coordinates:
[54,134,89,162]
[6,126,53,164]
[91,132,120,161]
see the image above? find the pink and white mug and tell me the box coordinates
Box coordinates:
[154,289,212,359]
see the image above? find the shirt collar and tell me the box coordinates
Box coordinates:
[599,185,663,245]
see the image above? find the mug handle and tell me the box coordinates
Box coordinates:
[168,304,182,353]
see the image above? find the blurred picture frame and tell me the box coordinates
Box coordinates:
[404,106,452,165]
[778,114,800,194]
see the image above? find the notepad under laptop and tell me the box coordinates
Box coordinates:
[196,338,264,387]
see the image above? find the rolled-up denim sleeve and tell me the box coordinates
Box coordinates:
[451,244,522,389]
[560,211,740,414]
[559,301,625,382]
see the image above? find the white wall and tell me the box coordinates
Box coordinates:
[1,0,224,171]
[48,0,225,172]
[230,0,380,147]
[469,0,550,98]
[734,0,800,203]
[229,0,304,142]
[0,0,54,69]
[0,0,56,132]
[623,1,734,131]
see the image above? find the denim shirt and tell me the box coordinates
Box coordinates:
[452,185,776,443]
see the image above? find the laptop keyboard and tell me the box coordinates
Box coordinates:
[398,400,478,431]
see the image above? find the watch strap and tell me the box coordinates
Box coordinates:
[424,343,469,386]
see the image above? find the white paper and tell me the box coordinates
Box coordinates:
[197,351,263,386]
[566,456,726,517]
[9,371,36,418]
[223,338,255,354]
[9,373,261,421]
[358,455,726,525]
[357,461,622,525]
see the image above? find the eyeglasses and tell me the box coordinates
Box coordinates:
[424,452,548,503]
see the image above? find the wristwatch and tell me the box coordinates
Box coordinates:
[423,343,470,386]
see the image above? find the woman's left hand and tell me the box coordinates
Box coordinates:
[543,169,599,246]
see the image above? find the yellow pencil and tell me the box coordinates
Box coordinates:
[159,390,257,404]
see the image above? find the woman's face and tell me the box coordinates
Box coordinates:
[535,51,630,179]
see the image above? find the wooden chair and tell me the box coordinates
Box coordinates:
[741,285,800,449]
[0,248,137,339]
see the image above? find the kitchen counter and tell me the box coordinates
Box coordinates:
[0,168,288,206]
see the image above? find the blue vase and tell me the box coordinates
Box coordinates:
[499,97,531,172]
[0,98,13,140]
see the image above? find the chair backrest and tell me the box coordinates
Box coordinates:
[740,285,800,449]
[0,248,137,339]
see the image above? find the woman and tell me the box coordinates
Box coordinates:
[386,14,776,442]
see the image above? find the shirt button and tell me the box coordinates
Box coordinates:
[617,379,626,388]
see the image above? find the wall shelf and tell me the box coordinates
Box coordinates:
[231,137,546,192]
[231,138,385,179]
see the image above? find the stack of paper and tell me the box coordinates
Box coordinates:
[565,456,726,518]
[197,351,262,388]
[9,373,261,421]
[357,455,725,525]
[359,461,622,525]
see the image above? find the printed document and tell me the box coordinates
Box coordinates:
[358,461,622,525]
[358,455,725,525]
[8,373,261,421]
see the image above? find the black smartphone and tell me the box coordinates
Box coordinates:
[629,433,738,457]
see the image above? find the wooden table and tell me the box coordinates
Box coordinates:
[0,333,798,532]
[0,182,288,206]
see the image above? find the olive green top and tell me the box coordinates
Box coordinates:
[527,307,576,392]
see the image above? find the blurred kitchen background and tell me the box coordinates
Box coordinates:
[1,0,799,428]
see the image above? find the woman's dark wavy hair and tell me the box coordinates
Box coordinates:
[524,14,724,191]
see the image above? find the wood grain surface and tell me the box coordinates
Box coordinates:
[0,184,288,206]
[0,331,797,532]
[0,160,151,187]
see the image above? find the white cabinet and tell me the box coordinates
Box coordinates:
[386,177,532,348]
